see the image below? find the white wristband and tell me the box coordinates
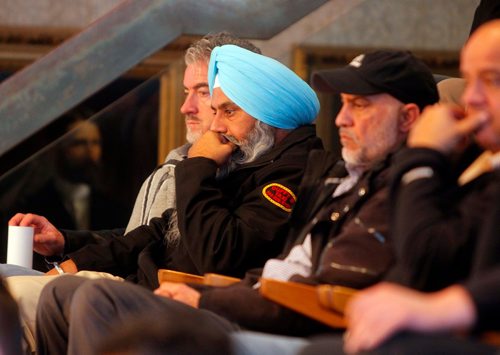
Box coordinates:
[52,262,65,275]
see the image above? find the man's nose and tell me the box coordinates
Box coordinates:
[210,114,227,132]
[462,80,486,110]
[180,93,197,115]
[335,105,352,127]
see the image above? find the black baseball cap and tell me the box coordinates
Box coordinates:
[311,50,439,111]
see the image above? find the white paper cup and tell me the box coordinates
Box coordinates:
[7,226,34,268]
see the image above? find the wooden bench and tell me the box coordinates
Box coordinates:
[157,269,241,287]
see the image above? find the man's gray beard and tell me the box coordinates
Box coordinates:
[186,128,202,144]
[216,121,275,179]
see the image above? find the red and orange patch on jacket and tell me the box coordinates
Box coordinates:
[262,183,297,212]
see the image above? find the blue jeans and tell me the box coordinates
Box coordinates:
[0,264,44,277]
[231,331,309,355]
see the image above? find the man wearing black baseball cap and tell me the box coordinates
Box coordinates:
[228,50,441,354]
[312,50,438,171]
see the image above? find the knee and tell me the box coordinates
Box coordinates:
[38,275,86,319]
[70,279,124,318]
[40,275,79,300]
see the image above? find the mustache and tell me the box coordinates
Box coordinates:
[221,134,242,146]
[338,128,357,141]
[185,115,201,122]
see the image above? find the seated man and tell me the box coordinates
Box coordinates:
[8,39,320,284]
[35,48,439,354]
[2,32,261,278]
[296,19,500,355]
[338,19,500,355]
[1,32,263,350]
[10,36,322,351]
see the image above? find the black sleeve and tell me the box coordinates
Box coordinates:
[464,268,500,331]
[388,148,492,291]
[66,213,169,277]
[63,228,125,253]
[198,282,330,336]
[463,182,500,331]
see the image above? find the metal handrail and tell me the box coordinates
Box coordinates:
[0,0,327,157]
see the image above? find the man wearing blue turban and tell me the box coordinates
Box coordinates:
[188,44,320,176]
[172,44,323,278]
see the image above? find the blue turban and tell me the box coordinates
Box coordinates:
[208,45,320,130]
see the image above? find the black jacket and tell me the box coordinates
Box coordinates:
[64,125,323,289]
[387,148,500,292]
[198,150,396,336]
[388,147,500,332]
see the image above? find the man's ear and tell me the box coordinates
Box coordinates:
[399,103,420,133]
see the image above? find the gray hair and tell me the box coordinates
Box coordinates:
[184,31,261,65]
[164,209,181,246]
